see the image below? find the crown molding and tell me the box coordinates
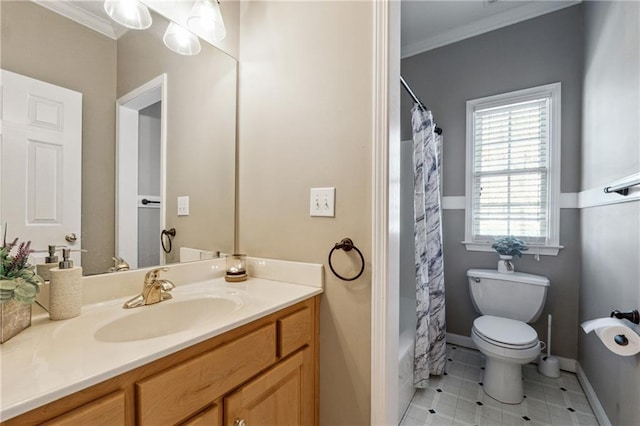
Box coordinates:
[32,0,123,40]
[401,0,581,59]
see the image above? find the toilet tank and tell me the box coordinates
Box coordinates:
[467,269,550,323]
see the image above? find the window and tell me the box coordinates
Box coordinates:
[464,83,562,255]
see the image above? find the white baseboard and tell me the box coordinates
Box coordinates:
[446,332,577,372]
[533,355,576,373]
[446,332,476,349]
[576,362,612,426]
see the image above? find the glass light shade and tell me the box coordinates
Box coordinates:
[163,22,202,56]
[187,0,227,42]
[103,0,152,30]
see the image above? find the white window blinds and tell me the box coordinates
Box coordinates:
[471,96,551,244]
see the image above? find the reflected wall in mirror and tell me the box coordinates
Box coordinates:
[0,1,237,275]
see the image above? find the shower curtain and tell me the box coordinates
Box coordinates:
[412,104,446,387]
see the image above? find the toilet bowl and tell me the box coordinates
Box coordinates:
[471,315,541,404]
[467,269,550,404]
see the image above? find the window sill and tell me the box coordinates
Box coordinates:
[461,241,563,256]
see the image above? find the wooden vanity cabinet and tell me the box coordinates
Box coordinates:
[2,296,319,426]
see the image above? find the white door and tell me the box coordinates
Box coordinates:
[0,70,82,265]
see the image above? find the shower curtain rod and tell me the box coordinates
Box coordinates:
[400,75,443,135]
[400,75,425,109]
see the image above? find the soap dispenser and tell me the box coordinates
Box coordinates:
[49,248,82,320]
[36,245,60,283]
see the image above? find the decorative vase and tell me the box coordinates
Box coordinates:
[0,299,32,343]
[498,255,515,274]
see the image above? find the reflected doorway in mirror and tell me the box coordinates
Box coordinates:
[116,74,167,270]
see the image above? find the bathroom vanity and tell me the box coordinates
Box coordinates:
[0,258,323,426]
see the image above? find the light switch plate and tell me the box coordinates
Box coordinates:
[310,187,335,217]
[177,196,190,216]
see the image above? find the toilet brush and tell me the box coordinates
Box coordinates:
[538,314,560,378]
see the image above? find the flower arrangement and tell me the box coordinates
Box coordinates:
[0,229,42,305]
[491,236,529,258]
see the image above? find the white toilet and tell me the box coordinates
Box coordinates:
[467,268,550,404]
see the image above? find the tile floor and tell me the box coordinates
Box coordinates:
[399,345,599,426]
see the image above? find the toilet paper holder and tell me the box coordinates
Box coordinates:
[610,309,639,347]
[582,311,640,355]
[610,309,640,325]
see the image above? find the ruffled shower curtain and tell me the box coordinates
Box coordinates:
[412,104,447,387]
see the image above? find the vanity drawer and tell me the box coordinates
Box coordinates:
[41,391,125,426]
[277,307,312,357]
[136,324,277,426]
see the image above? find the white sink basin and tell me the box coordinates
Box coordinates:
[94,295,243,343]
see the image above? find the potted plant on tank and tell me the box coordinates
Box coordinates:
[491,236,528,274]
[0,225,43,343]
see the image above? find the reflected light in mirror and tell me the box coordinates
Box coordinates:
[163,22,202,56]
[103,0,152,30]
[187,0,227,42]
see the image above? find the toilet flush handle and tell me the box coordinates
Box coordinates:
[471,277,481,283]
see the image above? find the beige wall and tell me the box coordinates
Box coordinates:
[1,1,117,275]
[117,15,237,263]
[214,0,241,60]
[238,2,374,424]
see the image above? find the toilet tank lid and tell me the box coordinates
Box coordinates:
[467,269,550,286]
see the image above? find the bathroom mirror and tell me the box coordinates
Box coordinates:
[0,1,237,275]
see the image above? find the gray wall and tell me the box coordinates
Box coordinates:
[400,5,584,359]
[579,2,640,425]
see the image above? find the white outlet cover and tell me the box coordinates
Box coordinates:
[310,187,335,217]
[177,196,190,216]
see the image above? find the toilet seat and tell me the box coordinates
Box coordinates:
[473,315,538,350]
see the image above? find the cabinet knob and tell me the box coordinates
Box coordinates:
[234,419,246,426]
[65,233,78,243]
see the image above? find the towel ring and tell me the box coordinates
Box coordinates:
[328,238,365,281]
[161,228,176,254]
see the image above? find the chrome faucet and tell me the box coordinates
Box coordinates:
[123,267,175,309]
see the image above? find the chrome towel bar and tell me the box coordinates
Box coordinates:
[603,177,640,196]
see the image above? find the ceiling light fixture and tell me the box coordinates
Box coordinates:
[103,0,152,30]
[163,22,202,56]
[187,0,227,42]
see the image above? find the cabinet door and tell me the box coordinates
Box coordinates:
[225,349,311,426]
[181,404,221,426]
[41,391,125,426]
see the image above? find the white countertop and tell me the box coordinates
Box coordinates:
[0,275,322,421]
